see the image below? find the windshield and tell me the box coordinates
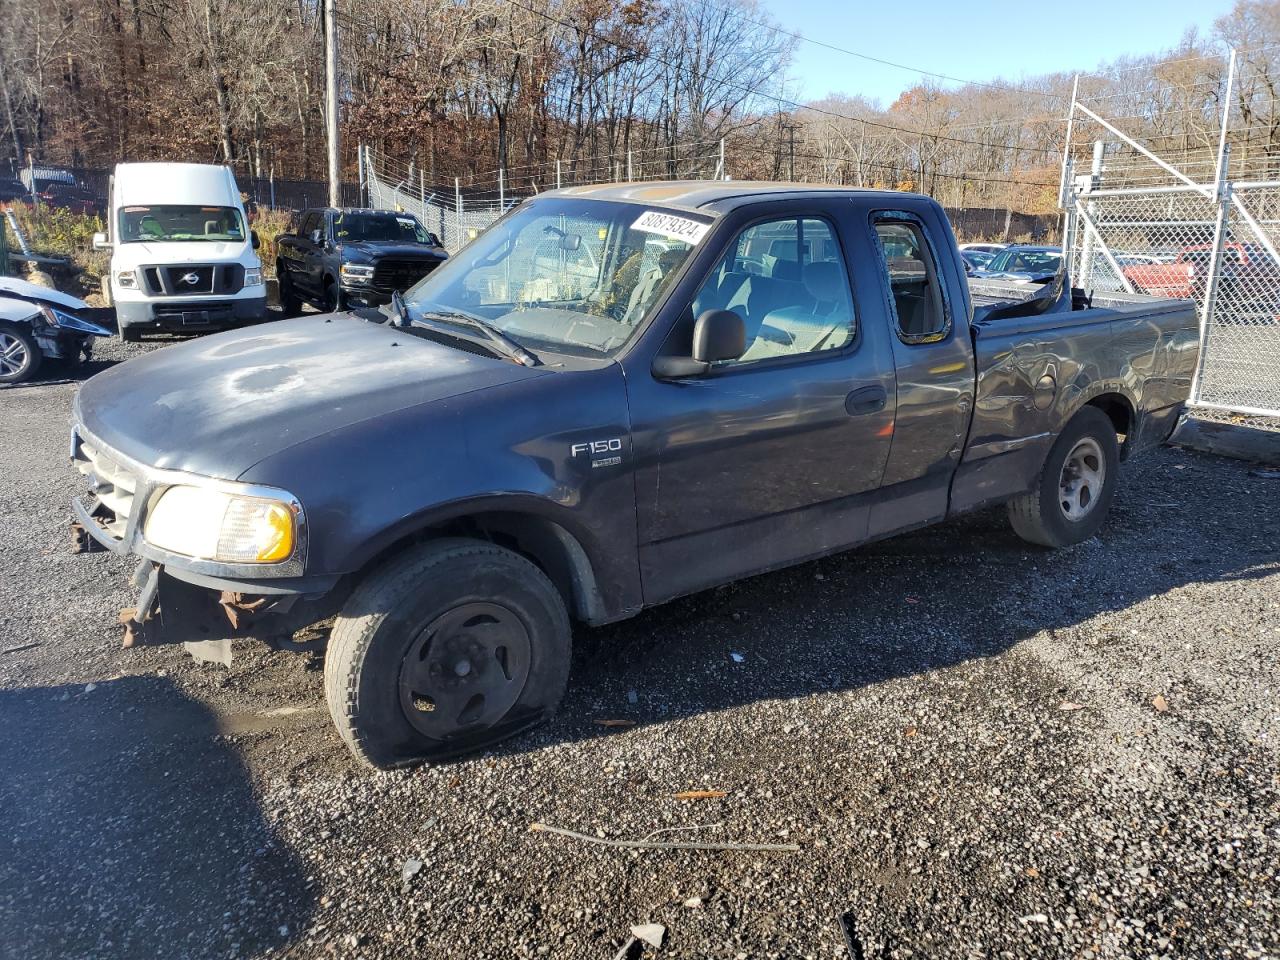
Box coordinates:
[987,249,1061,273]
[335,211,432,244]
[118,205,244,243]
[402,198,709,357]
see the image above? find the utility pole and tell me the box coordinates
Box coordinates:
[783,124,797,182]
[324,0,340,208]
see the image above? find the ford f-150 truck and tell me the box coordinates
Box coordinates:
[276,207,449,314]
[69,182,1199,768]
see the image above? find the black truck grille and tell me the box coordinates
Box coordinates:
[373,258,437,291]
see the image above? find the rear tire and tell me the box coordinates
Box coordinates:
[324,538,572,769]
[1008,406,1120,548]
[0,325,40,384]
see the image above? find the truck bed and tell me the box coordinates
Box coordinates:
[948,277,1200,515]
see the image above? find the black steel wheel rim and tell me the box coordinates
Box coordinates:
[398,601,532,740]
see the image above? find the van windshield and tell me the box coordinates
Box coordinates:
[118,205,245,243]
[402,198,708,357]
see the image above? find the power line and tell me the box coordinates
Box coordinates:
[689,0,1066,101]
[501,0,1059,158]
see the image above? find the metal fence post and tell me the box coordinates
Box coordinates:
[499,168,505,210]
[358,143,366,206]
[556,160,561,190]
[1188,48,1238,407]
[627,150,633,181]
[1078,141,1104,286]
[455,177,462,248]
[720,138,726,180]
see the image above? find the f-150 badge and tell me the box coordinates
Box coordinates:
[571,437,623,468]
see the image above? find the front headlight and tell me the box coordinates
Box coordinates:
[244,267,263,287]
[116,269,138,289]
[39,305,113,336]
[144,485,297,563]
[341,263,374,284]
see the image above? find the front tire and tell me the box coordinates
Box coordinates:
[278,266,302,317]
[1008,406,1120,548]
[324,538,572,769]
[0,325,41,384]
[120,324,142,343]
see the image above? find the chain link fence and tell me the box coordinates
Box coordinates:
[1069,181,1280,418]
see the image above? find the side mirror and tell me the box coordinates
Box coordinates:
[560,234,582,252]
[92,231,110,250]
[652,309,746,379]
[251,230,260,250]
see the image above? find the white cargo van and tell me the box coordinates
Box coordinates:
[93,163,265,340]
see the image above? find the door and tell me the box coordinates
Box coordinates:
[285,210,320,295]
[866,210,974,538]
[628,205,897,604]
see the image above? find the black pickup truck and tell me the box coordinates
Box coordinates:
[70,183,1198,768]
[275,207,448,313]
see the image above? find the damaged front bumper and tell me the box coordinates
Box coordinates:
[114,559,337,653]
[68,423,341,652]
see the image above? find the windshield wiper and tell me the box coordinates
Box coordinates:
[419,308,540,367]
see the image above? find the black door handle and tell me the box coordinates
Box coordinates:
[845,385,888,416]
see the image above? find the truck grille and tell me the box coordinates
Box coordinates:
[72,430,140,543]
[373,258,438,291]
[142,265,244,296]
[163,265,215,293]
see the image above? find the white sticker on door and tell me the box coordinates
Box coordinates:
[631,210,710,244]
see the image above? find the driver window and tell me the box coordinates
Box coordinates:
[691,216,856,364]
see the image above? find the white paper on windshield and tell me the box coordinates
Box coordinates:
[631,210,709,245]
[396,216,415,225]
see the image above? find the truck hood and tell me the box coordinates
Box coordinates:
[75,313,547,479]
[339,241,448,260]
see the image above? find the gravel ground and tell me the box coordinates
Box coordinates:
[1,334,1278,960]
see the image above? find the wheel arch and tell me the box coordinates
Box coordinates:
[348,498,608,625]
[1082,390,1137,459]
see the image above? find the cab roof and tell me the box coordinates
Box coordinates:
[544,180,928,215]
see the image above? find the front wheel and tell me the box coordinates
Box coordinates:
[1007,406,1120,548]
[324,538,572,769]
[0,326,41,384]
[277,266,302,316]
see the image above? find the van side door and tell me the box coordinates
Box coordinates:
[626,198,897,604]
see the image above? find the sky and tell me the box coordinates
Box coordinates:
[758,0,1236,106]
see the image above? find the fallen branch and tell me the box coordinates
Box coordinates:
[529,822,800,853]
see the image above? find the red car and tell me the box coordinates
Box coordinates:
[37,182,103,217]
[1122,242,1273,299]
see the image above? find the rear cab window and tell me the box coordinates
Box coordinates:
[872,214,950,344]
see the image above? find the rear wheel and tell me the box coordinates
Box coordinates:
[1008,406,1119,548]
[0,326,40,384]
[324,538,572,769]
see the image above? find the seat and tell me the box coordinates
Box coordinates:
[746,261,852,358]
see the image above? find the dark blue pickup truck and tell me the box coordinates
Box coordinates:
[71,182,1198,768]
[275,207,448,313]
